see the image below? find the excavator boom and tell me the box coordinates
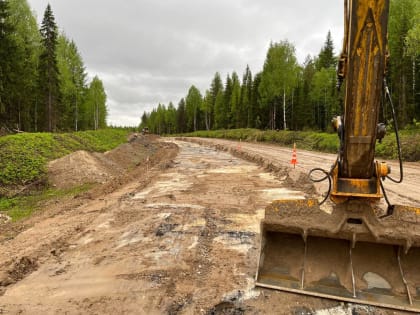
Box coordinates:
[256,0,420,311]
[341,0,388,179]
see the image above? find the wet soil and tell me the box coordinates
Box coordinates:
[0,136,416,314]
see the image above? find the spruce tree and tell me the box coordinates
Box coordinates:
[230,72,241,128]
[0,0,17,127]
[317,31,336,70]
[176,98,186,133]
[241,65,253,128]
[251,72,262,129]
[209,72,223,129]
[39,4,60,132]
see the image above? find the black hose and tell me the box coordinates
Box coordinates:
[378,79,403,218]
[309,167,333,205]
[384,79,403,184]
[379,179,395,218]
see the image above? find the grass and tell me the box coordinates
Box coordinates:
[178,128,420,161]
[179,129,340,153]
[0,128,132,222]
[0,184,92,222]
[0,128,131,187]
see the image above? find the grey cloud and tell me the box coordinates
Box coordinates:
[28,0,344,126]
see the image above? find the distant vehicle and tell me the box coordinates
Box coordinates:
[141,127,149,135]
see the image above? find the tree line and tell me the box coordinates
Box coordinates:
[0,0,107,133]
[140,0,420,134]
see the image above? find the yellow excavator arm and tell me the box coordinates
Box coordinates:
[332,0,390,202]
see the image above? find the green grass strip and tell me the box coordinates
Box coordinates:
[177,128,420,162]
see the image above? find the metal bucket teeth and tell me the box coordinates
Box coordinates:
[256,199,420,312]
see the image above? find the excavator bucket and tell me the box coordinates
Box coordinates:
[256,199,420,312]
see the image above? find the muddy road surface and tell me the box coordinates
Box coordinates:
[188,137,420,211]
[0,137,417,314]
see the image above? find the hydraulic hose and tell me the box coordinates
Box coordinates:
[383,78,403,184]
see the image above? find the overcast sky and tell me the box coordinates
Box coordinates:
[27,1,344,127]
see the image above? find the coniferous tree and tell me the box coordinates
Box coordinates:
[405,1,420,118]
[251,72,262,128]
[176,98,187,133]
[300,55,317,129]
[8,0,41,131]
[213,89,225,129]
[208,72,223,129]
[140,111,149,129]
[241,65,253,128]
[165,102,176,133]
[389,0,417,126]
[311,31,338,130]
[317,31,336,70]
[230,72,241,128]
[38,4,60,132]
[0,0,17,128]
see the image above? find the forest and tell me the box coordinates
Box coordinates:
[0,0,107,133]
[140,0,420,134]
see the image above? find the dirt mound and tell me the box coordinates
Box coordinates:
[48,151,116,189]
[47,134,164,190]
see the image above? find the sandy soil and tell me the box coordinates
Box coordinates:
[0,136,417,314]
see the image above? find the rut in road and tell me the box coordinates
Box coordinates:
[0,140,310,314]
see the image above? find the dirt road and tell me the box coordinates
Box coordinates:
[0,137,417,314]
[188,137,420,210]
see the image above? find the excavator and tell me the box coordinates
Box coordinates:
[256,0,420,312]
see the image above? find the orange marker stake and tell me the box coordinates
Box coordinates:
[291,143,297,168]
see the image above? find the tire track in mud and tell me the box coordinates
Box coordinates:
[194,208,216,285]
[164,207,218,315]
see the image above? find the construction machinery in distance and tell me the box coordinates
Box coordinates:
[256,0,420,312]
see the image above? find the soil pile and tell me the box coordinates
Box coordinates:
[48,151,117,189]
[47,134,168,190]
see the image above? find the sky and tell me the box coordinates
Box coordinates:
[27,1,344,127]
